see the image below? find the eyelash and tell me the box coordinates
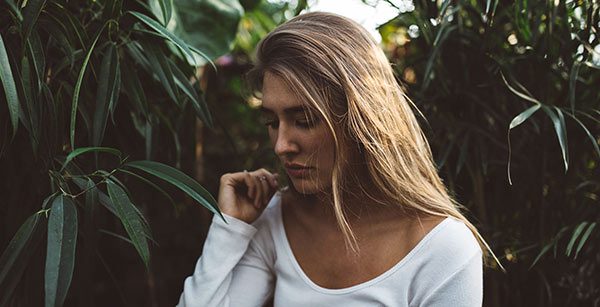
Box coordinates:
[264,119,316,129]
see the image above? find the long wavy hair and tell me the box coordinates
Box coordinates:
[248,12,498,266]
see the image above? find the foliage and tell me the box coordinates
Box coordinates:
[380,0,600,305]
[0,0,241,305]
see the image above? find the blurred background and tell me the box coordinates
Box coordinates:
[0,0,599,306]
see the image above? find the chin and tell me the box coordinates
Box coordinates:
[289,177,330,195]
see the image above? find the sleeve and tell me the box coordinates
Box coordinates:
[418,251,483,307]
[176,213,275,307]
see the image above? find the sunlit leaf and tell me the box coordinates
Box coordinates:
[507,104,541,184]
[542,106,569,173]
[501,72,541,104]
[124,160,221,218]
[45,195,78,307]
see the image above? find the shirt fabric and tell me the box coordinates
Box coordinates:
[177,192,483,307]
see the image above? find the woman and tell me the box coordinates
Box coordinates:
[178,12,493,307]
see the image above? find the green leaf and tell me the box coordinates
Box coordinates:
[0,213,40,286]
[5,0,23,21]
[565,112,600,158]
[120,61,148,117]
[566,222,588,256]
[99,229,133,245]
[141,41,179,104]
[542,106,569,173]
[119,169,177,209]
[45,195,78,307]
[106,180,150,268]
[168,60,212,126]
[529,241,553,270]
[93,43,120,147]
[27,30,45,91]
[0,34,20,137]
[574,222,596,259]
[21,0,47,41]
[501,72,541,104]
[128,11,196,65]
[507,104,541,185]
[124,160,221,218]
[163,0,243,64]
[70,21,109,150]
[509,104,541,129]
[157,0,172,26]
[568,61,580,114]
[60,147,122,172]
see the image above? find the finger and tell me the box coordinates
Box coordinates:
[257,173,270,207]
[242,171,256,200]
[249,172,265,209]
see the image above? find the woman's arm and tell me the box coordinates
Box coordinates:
[178,169,279,307]
[418,251,483,307]
[177,214,275,307]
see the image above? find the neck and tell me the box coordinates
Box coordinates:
[285,186,406,227]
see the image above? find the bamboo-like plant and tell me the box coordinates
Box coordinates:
[381,0,599,305]
[0,0,242,305]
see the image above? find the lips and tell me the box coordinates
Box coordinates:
[284,163,312,177]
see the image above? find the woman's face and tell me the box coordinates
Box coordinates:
[261,72,335,195]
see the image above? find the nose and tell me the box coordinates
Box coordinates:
[273,124,299,157]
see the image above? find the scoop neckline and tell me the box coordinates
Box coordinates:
[273,197,451,295]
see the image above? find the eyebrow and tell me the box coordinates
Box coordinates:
[259,106,307,114]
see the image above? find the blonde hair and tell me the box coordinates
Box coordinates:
[248,12,499,267]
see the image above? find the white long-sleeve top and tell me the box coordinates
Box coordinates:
[177,192,483,307]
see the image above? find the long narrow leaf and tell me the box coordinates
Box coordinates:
[574,222,596,259]
[60,147,121,172]
[106,180,150,268]
[568,61,580,114]
[119,169,176,209]
[93,43,119,147]
[507,104,541,184]
[141,41,179,104]
[501,72,541,104]
[0,213,40,286]
[5,0,22,21]
[157,0,172,26]
[168,60,211,125]
[128,11,196,66]
[0,34,20,137]
[124,160,221,218]
[542,106,569,173]
[565,112,600,158]
[529,241,554,269]
[566,222,588,256]
[21,0,47,41]
[45,195,78,307]
[70,21,109,149]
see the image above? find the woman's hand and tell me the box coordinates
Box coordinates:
[218,169,280,224]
